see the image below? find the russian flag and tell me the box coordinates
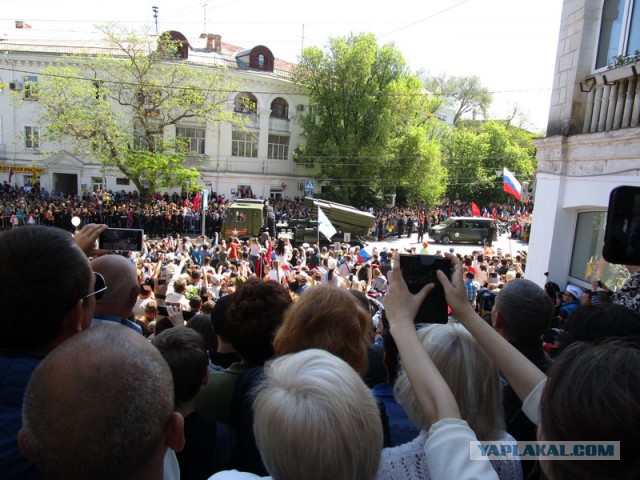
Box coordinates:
[502,168,522,200]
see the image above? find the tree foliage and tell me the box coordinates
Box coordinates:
[441,121,536,204]
[35,24,241,203]
[293,33,446,207]
[422,74,492,127]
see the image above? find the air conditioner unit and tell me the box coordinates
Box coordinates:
[10,81,23,91]
[297,182,304,190]
[296,104,305,111]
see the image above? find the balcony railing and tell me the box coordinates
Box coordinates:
[269,117,290,132]
[582,62,640,133]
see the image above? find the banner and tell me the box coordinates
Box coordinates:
[503,168,522,200]
[317,207,337,241]
[202,190,209,211]
[1,165,44,174]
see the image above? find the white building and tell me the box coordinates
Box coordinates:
[0,25,315,200]
[528,0,640,291]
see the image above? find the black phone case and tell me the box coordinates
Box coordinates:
[400,255,451,324]
[603,186,640,265]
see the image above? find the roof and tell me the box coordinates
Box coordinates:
[0,27,295,77]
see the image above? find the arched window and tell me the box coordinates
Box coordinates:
[270,97,289,119]
[234,93,258,113]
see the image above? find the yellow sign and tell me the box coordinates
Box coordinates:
[0,165,45,174]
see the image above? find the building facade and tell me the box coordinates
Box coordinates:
[0,26,316,200]
[528,0,640,290]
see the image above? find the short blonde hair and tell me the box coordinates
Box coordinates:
[394,323,505,440]
[253,349,382,480]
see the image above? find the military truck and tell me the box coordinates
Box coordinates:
[221,198,375,246]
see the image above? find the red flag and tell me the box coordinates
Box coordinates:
[193,191,201,212]
[8,167,14,184]
[471,202,481,217]
[492,208,498,219]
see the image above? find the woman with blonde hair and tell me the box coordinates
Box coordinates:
[376,322,522,480]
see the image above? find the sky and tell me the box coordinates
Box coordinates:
[0,0,564,132]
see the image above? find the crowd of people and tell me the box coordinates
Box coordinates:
[2,216,640,480]
[1,182,533,246]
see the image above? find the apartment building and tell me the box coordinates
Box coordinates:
[0,25,314,200]
[528,0,640,290]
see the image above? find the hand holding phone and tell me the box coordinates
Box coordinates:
[98,228,144,252]
[399,254,451,324]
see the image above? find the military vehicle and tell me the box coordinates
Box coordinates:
[221,197,375,246]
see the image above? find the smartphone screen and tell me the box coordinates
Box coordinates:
[603,186,640,265]
[399,254,451,324]
[98,228,144,252]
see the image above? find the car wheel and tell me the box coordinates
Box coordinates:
[481,236,489,245]
[441,235,451,245]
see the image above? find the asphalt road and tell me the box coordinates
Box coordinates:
[365,230,529,259]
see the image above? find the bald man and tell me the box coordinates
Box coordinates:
[19,325,184,480]
[91,254,143,334]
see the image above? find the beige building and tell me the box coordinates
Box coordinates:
[528,0,640,290]
[0,25,314,200]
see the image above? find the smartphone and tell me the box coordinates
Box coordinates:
[603,186,640,265]
[399,254,451,324]
[98,228,144,252]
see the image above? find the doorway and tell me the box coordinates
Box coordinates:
[53,173,78,196]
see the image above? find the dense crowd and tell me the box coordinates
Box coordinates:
[2,211,640,480]
[1,182,533,245]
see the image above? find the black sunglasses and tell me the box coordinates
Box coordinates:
[81,272,108,301]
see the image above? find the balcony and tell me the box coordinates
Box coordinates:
[269,117,290,132]
[582,61,640,133]
[234,112,260,129]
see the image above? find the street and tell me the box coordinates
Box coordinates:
[365,230,529,259]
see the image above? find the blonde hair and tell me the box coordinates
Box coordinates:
[254,349,382,480]
[394,323,504,440]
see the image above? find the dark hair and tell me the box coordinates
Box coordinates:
[210,295,232,340]
[559,305,640,352]
[225,279,292,365]
[187,313,216,350]
[0,226,91,350]
[495,279,554,342]
[155,316,174,336]
[152,327,208,408]
[541,339,640,480]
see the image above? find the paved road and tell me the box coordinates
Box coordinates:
[365,230,529,258]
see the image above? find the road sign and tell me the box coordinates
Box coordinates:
[305,179,315,191]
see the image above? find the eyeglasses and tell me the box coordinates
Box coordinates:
[81,272,108,301]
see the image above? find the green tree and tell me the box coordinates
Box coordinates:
[35,24,240,204]
[422,74,492,127]
[442,121,536,204]
[293,33,445,206]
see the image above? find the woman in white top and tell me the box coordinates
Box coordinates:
[376,323,522,480]
[320,257,342,287]
[267,259,287,286]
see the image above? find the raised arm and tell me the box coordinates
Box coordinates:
[437,253,546,402]
[384,252,461,423]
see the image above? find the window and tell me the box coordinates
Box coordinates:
[569,211,629,290]
[596,0,640,69]
[270,97,289,119]
[176,126,206,154]
[24,126,40,149]
[23,76,38,101]
[133,123,149,150]
[91,177,105,191]
[258,54,265,68]
[268,135,289,160]
[234,93,258,114]
[116,178,130,185]
[232,131,258,157]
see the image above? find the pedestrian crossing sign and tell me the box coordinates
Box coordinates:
[305,180,315,191]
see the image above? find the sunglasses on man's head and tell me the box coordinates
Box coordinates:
[81,272,108,301]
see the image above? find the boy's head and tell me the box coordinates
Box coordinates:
[152,328,208,410]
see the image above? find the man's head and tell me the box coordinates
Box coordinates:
[152,327,209,411]
[225,279,292,365]
[19,325,183,480]
[0,226,93,352]
[492,279,554,342]
[91,254,139,318]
